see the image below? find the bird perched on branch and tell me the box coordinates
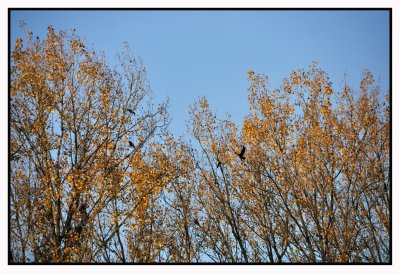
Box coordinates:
[129,141,135,148]
[127,108,135,115]
[236,146,246,160]
[193,218,200,226]
[216,159,222,169]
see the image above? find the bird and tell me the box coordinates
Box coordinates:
[127,108,135,115]
[216,160,222,169]
[75,224,83,234]
[79,203,87,214]
[193,218,200,226]
[129,141,135,148]
[236,146,246,160]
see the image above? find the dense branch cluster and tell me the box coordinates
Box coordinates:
[10,27,390,263]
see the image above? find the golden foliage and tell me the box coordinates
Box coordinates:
[10,27,389,263]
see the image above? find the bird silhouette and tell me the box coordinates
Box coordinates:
[129,141,135,148]
[193,218,200,226]
[216,161,222,169]
[75,225,83,234]
[127,108,135,115]
[236,146,246,160]
[79,203,87,214]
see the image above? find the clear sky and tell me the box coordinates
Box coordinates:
[10,10,390,136]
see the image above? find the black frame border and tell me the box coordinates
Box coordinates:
[7,7,392,266]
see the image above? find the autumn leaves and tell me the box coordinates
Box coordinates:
[10,27,390,263]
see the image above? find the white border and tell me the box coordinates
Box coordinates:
[1,1,398,273]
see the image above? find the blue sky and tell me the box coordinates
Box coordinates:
[10,10,390,136]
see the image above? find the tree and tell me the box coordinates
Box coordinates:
[186,64,389,263]
[10,26,171,262]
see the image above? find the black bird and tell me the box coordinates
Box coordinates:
[216,159,222,169]
[79,203,87,214]
[193,218,200,226]
[129,141,135,148]
[127,108,135,115]
[236,146,246,160]
[75,224,83,234]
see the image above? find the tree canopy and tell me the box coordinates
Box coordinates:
[10,27,390,263]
